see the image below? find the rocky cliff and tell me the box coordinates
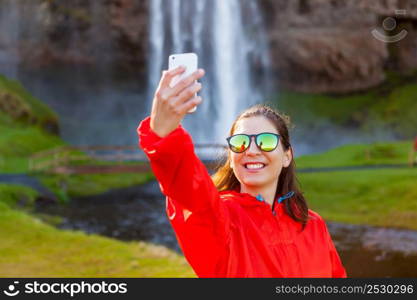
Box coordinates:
[260,0,417,93]
[3,0,417,94]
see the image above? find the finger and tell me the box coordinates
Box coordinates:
[169,69,205,97]
[171,82,202,107]
[157,68,204,103]
[158,66,186,89]
[177,96,203,115]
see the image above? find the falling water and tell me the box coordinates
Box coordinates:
[0,0,46,79]
[0,0,20,79]
[147,0,271,145]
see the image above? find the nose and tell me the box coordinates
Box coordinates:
[245,136,261,155]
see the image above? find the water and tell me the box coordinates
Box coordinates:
[0,0,20,79]
[0,0,47,80]
[329,223,417,278]
[35,180,417,278]
[36,181,180,252]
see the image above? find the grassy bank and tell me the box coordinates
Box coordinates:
[274,72,417,140]
[300,168,417,230]
[37,172,155,202]
[0,74,59,133]
[0,184,194,277]
[0,126,65,173]
[295,140,414,168]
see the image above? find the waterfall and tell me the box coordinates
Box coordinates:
[0,0,48,79]
[147,0,270,145]
[0,0,19,79]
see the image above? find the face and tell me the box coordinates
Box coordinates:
[229,116,292,191]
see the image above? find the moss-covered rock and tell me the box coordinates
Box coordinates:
[0,75,60,135]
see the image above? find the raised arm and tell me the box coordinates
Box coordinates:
[139,66,215,212]
[138,116,223,214]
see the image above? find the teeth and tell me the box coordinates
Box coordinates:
[246,163,265,169]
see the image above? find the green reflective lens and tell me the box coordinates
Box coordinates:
[228,134,250,153]
[256,133,278,152]
[227,133,280,153]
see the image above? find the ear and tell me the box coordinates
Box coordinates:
[229,153,234,169]
[283,148,293,168]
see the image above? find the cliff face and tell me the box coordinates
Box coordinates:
[11,0,149,82]
[4,0,417,94]
[260,0,417,93]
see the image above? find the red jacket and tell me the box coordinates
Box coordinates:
[138,117,347,278]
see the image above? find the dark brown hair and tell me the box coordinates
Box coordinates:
[212,104,309,231]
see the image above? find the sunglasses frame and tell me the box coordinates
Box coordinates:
[226,132,281,153]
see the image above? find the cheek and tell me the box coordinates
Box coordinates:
[268,153,285,172]
[230,154,238,169]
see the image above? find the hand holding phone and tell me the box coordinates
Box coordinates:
[149,53,205,138]
[168,53,199,113]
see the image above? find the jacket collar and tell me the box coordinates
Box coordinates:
[220,189,295,207]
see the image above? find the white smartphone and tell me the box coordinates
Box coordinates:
[168,52,198,113]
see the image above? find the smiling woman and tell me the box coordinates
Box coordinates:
[137,66,346,278]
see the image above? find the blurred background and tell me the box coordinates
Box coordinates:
[1,0,417,278]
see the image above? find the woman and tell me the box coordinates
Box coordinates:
[137,66,347,278]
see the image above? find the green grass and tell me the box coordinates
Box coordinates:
[37,172,155,201]
[0,125,65,173]
[0,184,39,209]
[296,140,414,168]
[0,125,64,156]
[300,168,417,230]
[275,90,375,127]
[0,110,15,125]
[0,184,194,277]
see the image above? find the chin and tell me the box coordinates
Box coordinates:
[242,179,267,188]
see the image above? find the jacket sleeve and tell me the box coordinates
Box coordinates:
[323,221,347,278]
[137,116,230,277]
